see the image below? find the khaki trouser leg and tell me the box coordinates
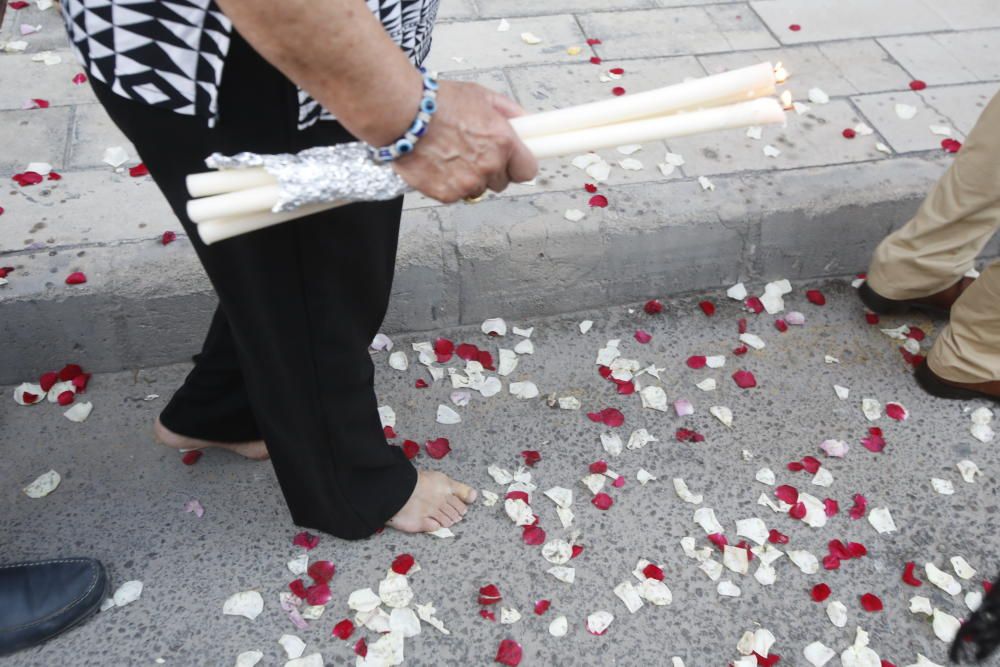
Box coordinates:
[867,92,1000,299]
[928,261,1000,383]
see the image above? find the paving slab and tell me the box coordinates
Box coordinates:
[878,30,1000,87]
[0,49,91,110]
[65,103,137,170]
[750,0,955,44]
[423,15,588,73]
[577,6,777,60]
[0,1,70,51]
[476,0,654,19]
[699,40,911,96]
[435,0,478,22]
[666,99,890,177]
[0,105,72,173]
[850,90,961,154]
[2,281,999,665]
[916,83,1000,137]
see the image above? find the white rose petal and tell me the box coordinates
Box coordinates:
[586,160,611,182]
[370,333,393,351]
[22,470,61,498]
[627,428,657,450]
[951,556,976,580]
[834,385,850,400]
[614,581,644,613]
[379,573,414,608]
[933,609,960,642]
[819,439,849,457]
[788,550,819,574]
[619,158,643,171]
[957,460,981,482]
[739,333,766,350]
[436,404,461,424]
[113,580,143,607]
[754,562,776,586]
[13,382,45,406]
[700,559,723,581]
[390,608,421,637]
[223,591,263,620]
[640,385,668,412]
[287,554,308,575]
[736,517,768,545]
[564,208,585,222]
[808,87,829,104]
[637,469,657,485]
[509,381,539,399]
[514,339,534,355]
[827,600,848,627]
[862,398,881,421]
[804,642,836,666]
[696,378,717,392]
[909,595,933,615]
[812,467,834,487]
[895,103,918,120]
[674,478,703,504]
[388,351,408,371]
[236,651,264,667]
[481,317,507,336]
[931,478,954,495]
[278,635,306,660]
[710,405,733,427]
[717,580,741,597]
[520,32,542,44]
[763,144,781,158]
[548,566,575,584]
[723,545,750,574]
[693,507,723,533]
[755,468,776,485]
[497,18,510,31]
[348,588,381,613]
[600,432,623,456]
[868,507,897,533]
[548,615,568,637]
[64,401,93,422]
[966,590,983,611]
[926,563,961,595]
[698,176,714,191]
[102,146,129,168]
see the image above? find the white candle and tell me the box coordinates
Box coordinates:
[510,62,776,139]
[186,168,275,197]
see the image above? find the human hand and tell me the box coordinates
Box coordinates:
[392,81,538,203]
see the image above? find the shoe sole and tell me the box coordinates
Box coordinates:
[915,361,1000,404]
[857,282,949,318]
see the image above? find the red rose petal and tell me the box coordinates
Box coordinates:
[181,450,203,465]
[571,544,584,559]
[480,609,496,621]
[848,542,868,558]
[505,491,529,504]
[686,355,707,369]
[823,498,840,517]
[828,539,851,560]
[292,531,319,550]
[47,171,61,181]
[745,296,764,314]
[907,326,926,341]
[415,378,428,388]
[64,271,87,285]
[589,56,602,64]
[522,524,546,545]
[775,484,799,505]
[425,437,451,459]
[733,345,748,356]
[942,138,962,153]
[586,38,602,45]
[354,638,367,657]
[615,379,635,395]
[842,128,857,139]
[584,183,597,193]
[129,162,149,177]
[806,289,826,305]
[789,23,801,31]
[13,171,44,186]
[642,564,665,580]
[609,67,624,75]
[0,266,11,277]
[707,533,728,550]
[865,312,880,325]
[534,599,551,615]
[698,300,716,316]
[308,560,335,584]
[600,408,624,427]
[861,427,886,453]
[289,578,308,598]
[392,553,415,575]
[801,456,821,474]
[732,370,757,389]
[823,554,841,570]
[159,230,177,246]
[885,402,907,421]
[58,363,83,381]
[39,371,58,392]
[756,652,781,667]
[902,561,923,587]
[476,349,495,370]
[495,639,523,666]
[737,318,748,334]
[478,584,502,605]
[909,79,927,91]
[455,342,478,360]
[72,72,88,85]
[775,318,788,332]
[589,459,608,474]
[29,98,50,109]
[811,583,831,602]
[332,619,355,640]
[588,194,608,208]
[611,475,625,488]
[768,529,789,544]
[591,492,613,510]
[881,661,897,667]
[611,86,625,96]
[787,461,804,472]
[520,450,541,467]
[597,365,612,379]
[789,502,807,520]
[634,329,652,344]
[860,593,883,612]
[306,582,331,605]
[401,439,420,459]
[9,1,29,9]
[849,493,868,520]
[985,580,994,593]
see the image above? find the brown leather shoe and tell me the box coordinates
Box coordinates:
[858,277,975,317]
[915,359,1000,403]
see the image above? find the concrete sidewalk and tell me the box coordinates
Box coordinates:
[2,0,1000,382]
[1,279,996,665]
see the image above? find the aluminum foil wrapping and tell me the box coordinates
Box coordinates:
[205,142,411,213]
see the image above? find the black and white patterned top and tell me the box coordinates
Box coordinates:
[61,0,439,128]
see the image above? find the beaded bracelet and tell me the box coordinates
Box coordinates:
[369,67,439,163]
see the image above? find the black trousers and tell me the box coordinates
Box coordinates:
[91,31,417,540]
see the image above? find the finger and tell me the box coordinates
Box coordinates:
[506,136,539,183]
[450,482,478,503]
[446,494,469,516]
[490,92,527,119]
[486,169,510,194]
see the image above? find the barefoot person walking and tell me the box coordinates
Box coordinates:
[60,0,537,538]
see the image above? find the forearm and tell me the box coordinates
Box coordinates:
[215,0,423,145]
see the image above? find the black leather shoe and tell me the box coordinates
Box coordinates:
[0,558,107,656]
[915,359,1000,404]
[858,277,974,317]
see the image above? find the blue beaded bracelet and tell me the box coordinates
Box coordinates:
[370,68,439,163]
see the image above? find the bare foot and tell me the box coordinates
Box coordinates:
[154,417,270,461]
[386,470,478,533]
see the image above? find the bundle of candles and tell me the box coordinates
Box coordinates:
[186,62,785,245]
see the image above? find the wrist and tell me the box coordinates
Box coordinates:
[361,67,426,146]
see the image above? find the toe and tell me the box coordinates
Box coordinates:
[447,495,469,516]
[450,481,477,503]
[432,510,455,528]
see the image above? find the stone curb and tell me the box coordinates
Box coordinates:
[1,155,997,384]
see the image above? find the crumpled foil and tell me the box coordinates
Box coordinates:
[205,142,411,213]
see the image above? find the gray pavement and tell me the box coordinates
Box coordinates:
[2,1,1000,381]
[2,279,998,666]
